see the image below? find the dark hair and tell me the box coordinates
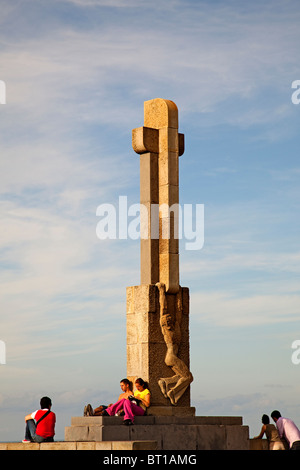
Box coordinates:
[262,414,270,424]
[40,396,52,409]
[271,410,281,420]
[120,378,133,391]
[135,378,149,390]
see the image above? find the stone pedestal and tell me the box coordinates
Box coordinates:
[64,415,250,450]
[129,99,194,412]
[126,284,192,411]
[63,98,251,451]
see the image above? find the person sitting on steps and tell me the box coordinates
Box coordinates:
[84,378,133,416]
[102,378,151,425]
[22,396,56,443]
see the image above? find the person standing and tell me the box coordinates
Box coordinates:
[271,410,300,450]
[253,414,286,450]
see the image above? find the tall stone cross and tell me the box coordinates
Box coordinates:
[132,98,184,294]
[127,99,194,416]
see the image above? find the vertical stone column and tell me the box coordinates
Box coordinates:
[132,98,185,293]
[132,126,159,285]
[126,284,192,412]
[144,99,180,294]
[128,99,193,416]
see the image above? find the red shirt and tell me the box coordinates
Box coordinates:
[32,409,56,438]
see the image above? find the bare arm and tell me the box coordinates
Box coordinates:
[253,424,266,439]
[134,392,151,408]
[25,413,33,422]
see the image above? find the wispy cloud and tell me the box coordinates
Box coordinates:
[1,0,299,131]
[191,290,300,327]
[1,0,300,442]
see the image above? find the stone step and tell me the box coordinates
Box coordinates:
[0,440,157,451]
[64,416,249,450]
[71,415,243,426]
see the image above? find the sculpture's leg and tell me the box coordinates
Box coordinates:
[167,373,193,405]
[158,374,181,398]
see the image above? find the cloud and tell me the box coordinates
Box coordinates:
[0,0,300,442]
[60,0,140,6]
[183,251,300,279]
[0,192,139,365]
[194,392,275,416]
[1,0,299,135]
[191,291,300,327]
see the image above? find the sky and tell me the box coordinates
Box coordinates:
[0,0,299,442]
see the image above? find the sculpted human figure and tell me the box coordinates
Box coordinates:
[156,282,193,405]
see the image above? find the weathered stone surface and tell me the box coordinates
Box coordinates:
[6,442,40,450]
[40,442,76,450]
[140,238,159,285]
[0,440,158,451]
[147,407,195,418]
[159,253,179,294]
[140,154,159,204]
[65,424,89,442]
[158,151,179,187]
[132,98,183,294]
[126,284,191,408]
[132,127,159,154]
[249,439,269,450]
[129,99,193,409]
[225,424,250,450]
[76,442,96,450]
[64,416,250,450]
[144,98,178,130]
[69,415,245,427]
[159,214,179,255]
[196,425,226,451]
[139,152,159,285]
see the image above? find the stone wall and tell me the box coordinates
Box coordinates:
[64,415,250,450]
[126,284,191,408]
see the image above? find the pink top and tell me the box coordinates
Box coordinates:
[276,417,300,448]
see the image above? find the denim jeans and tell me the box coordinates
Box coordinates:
[25,419,54,443]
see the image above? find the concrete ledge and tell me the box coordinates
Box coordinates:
[147,406,195,417]
[65,416,250,450]
[70,415,243,426]
[249,439,269,450]
[0,440,157,451]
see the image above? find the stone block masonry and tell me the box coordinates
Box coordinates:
[129,100,194,411]
[64,415,250,450]
[0,440,157,451]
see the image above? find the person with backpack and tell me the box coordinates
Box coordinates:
[22,396,56,443]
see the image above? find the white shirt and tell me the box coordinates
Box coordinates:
[31,408,48,420]
[276,417,300,448]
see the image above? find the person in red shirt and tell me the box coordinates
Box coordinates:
[22,396,56,443]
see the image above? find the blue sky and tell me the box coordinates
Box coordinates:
[0,0,299,442]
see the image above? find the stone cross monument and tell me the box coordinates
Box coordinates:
[65,98,249,450]
[127,98,194,416]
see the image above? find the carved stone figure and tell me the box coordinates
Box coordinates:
[156,282,193,405]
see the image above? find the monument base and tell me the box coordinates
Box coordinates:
[147,405,195,417]
[65,415,250,450]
